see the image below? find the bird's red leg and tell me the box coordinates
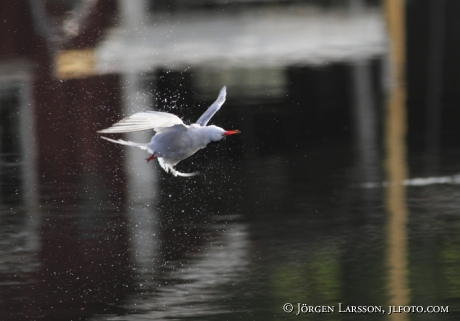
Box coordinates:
[145,153,157,163]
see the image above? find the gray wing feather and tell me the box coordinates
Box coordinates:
[195,86,227,126]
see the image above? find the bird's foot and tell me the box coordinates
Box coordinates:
[145,153,157,163]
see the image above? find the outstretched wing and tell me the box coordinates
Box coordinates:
[195,86,226,126]
[99,136,153,153]
[97,111,185,134]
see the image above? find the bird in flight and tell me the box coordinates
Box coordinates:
[98,86,240,177]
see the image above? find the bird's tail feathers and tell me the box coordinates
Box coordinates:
[100,136,152,153]
[172,169,200,177]
[101,138,198,177]
[157,157,199,177]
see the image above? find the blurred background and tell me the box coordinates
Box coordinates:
[1,0,460,320]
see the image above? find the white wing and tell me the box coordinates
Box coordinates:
[195,86,226,126]
[98,111,185,134]
[99,136,153,153]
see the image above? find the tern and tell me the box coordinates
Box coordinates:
[98,86,240,177]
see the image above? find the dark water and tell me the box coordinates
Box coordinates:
[2,139,460,320]
[2,1,460,320]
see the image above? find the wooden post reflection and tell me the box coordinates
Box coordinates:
[383,1,410,320]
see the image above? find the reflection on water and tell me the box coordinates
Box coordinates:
[383,1,410,320]
[93,218,249,320]
[1,144,460,320]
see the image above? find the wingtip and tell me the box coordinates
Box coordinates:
[97,128,115,134]
[219,86,227,99]
[99,136,111,141]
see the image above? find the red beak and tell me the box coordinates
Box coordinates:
[223,130,241,136]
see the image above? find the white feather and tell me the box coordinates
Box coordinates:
[195,86,226,126]
[99,136,153,153]
[157,157,199,177]
[98,111,185,134]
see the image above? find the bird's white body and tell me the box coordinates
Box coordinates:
[98,86,240,177]
[150,124,223,163]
